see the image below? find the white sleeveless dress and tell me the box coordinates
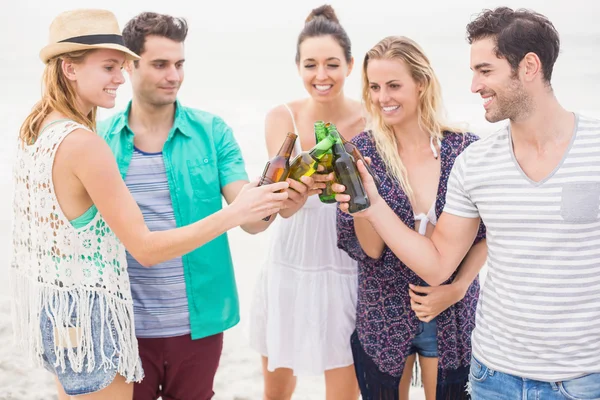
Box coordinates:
[249,105,358,375]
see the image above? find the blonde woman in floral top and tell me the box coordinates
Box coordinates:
[336,36,487,399]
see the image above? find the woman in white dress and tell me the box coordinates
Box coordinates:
[250,5,363,400]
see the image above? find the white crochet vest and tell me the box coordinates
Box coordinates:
[10,119,142,381]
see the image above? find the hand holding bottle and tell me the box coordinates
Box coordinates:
[278,171,331,218]
[308,166,334,197]
[229,179,290,224]
[333,159,382,217]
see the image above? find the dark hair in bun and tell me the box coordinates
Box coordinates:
[296,4,351,63]
[305,4,339,24]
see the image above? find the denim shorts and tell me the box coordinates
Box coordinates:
[39,295,121,396]
[469,355,600,400]
[408,318,438,358]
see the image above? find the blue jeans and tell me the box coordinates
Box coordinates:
[40,295,122,396]
[408,318,438,358]
[470,356,600,400]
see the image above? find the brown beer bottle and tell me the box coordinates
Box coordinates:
[259,132,297,221]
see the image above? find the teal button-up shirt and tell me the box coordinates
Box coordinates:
[98,100,248,339]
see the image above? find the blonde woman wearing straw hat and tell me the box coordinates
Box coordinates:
[11,9,289,399]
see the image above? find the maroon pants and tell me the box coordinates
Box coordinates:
[134,333,224,400]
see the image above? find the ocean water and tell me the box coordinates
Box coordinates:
[0,0,598,399]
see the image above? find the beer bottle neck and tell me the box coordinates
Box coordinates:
[314,121,327,142]
[327,127,344,145]
[277,133,297,158]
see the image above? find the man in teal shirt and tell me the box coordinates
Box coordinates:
[97,12,290,400]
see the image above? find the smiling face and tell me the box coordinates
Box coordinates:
[127,35,185,107]
[297,35,353,102]
[67,49,126,111]
[470,37,531,122]
[366,58,421,130]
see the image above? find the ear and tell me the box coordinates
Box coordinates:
[124,59,135,74]
[61,59,78,82]
[521,52,542,83]
[415,79,425,96]
[346,56,354,77]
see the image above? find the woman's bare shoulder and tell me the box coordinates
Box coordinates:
[57,127,112,167]
[265,99,307,123]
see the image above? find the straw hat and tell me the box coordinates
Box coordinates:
[39,9,140,63]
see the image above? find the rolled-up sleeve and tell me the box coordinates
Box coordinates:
[213,117,249,188]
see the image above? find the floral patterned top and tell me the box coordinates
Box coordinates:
[337,130,486,378]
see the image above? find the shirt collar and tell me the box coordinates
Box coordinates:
[111,99,191,138]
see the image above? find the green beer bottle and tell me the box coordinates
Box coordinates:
[325,123,382,191]
[314,121,337,204]
[327,124,370,213]
[288,134,335,181]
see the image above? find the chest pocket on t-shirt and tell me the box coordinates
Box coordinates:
[560,182,600,223]
[187,158,220,199]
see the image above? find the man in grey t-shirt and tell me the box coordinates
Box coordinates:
[335,7,600,399]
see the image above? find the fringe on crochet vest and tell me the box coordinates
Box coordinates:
[9,120,143,382]
[10,268,144,383]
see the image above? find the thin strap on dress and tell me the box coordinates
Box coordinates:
[283,103,302,156]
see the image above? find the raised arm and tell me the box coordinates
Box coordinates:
[452,238,487,291]
[62,129,288,267]
[351,154,385,259]
[335,138,385,260]
[214,116,281,234]
[370,202,479,285]
[336,158,480,286]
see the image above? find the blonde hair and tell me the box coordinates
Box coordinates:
[362,36,460,200]
[20,50,96,145]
